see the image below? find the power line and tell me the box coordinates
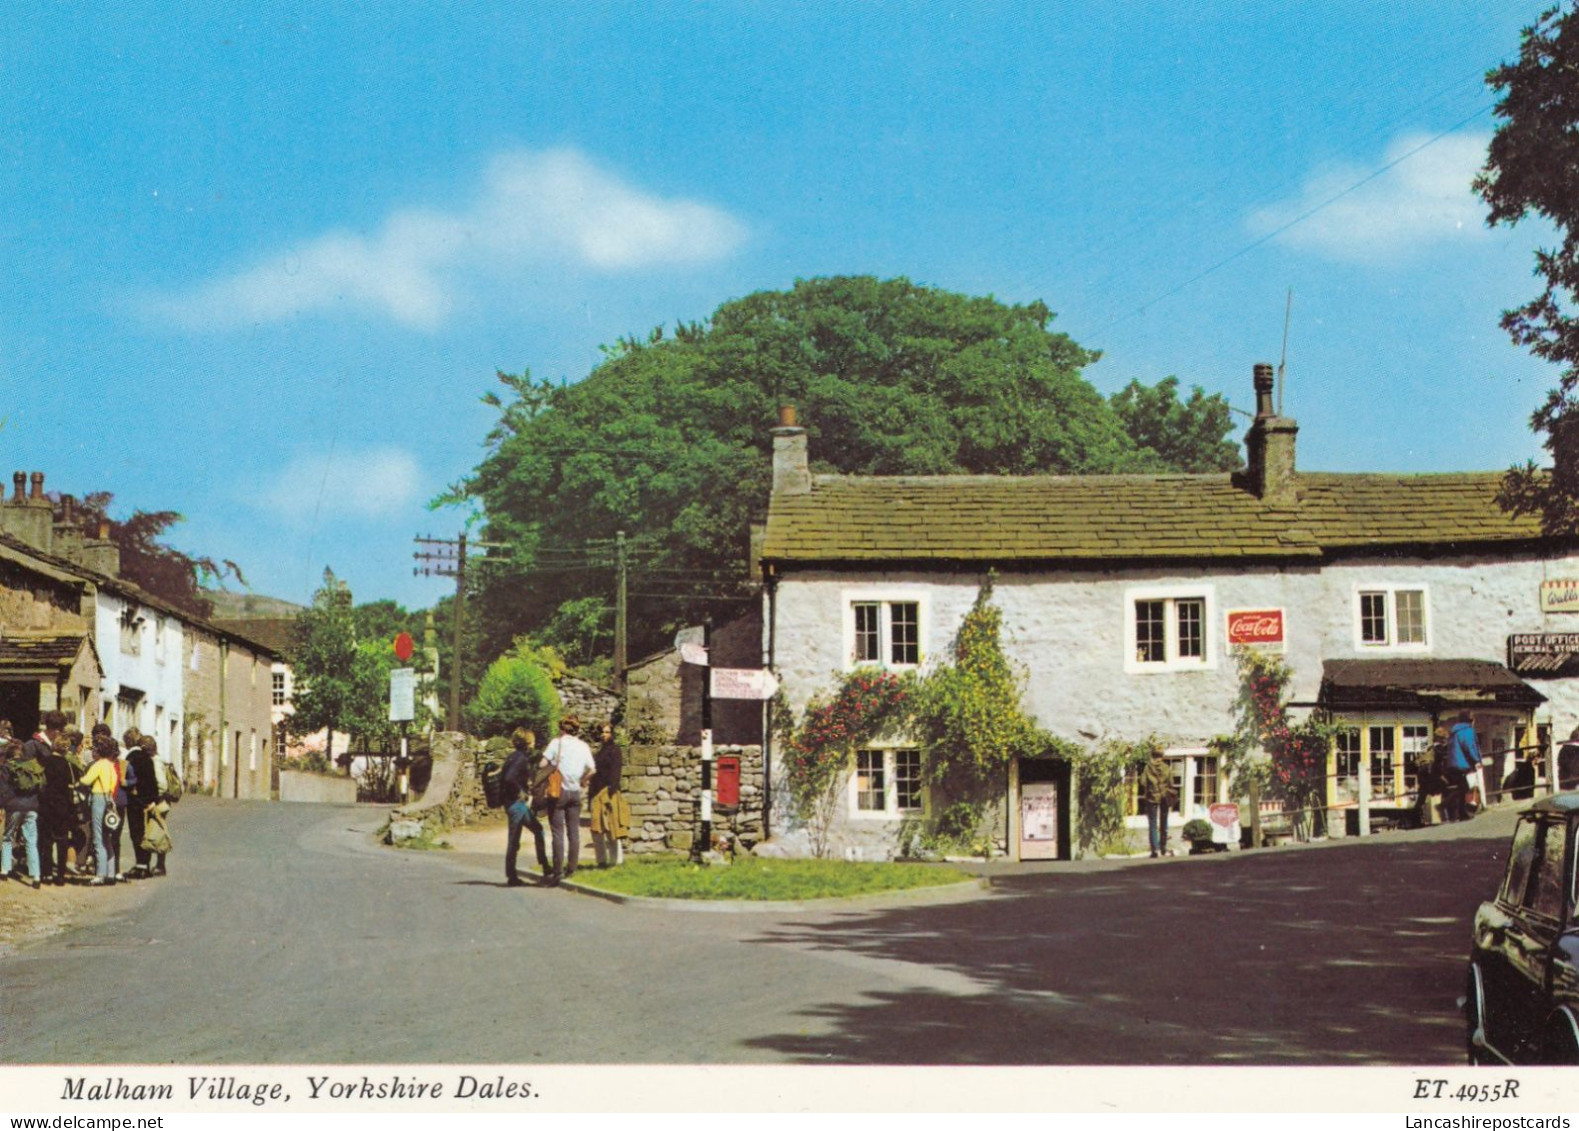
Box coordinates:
[1089,102,1495,337]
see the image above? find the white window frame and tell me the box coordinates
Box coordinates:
[1124,584,1217,673]
[841,589,929,671]
[1352,583,1430,652]
[849,747,927,819]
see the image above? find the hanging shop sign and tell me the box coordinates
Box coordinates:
[1508,633,1579,677]
[1226,608,1286,651]
[1540,579,1579,613]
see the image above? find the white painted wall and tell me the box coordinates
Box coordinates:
[93,590,184,747]
[770,549,1579,851]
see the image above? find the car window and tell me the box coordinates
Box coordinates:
[1526,820,1568,921]
[1503,818,1540,907]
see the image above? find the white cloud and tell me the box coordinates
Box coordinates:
[142,148,748,331]
[261,447,422,523]
[1245,132,1492,263]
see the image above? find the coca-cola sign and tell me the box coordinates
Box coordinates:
[1227,609,1285,650]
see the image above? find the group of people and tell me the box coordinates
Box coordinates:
[0,710,179,889]
[498,715,630,888]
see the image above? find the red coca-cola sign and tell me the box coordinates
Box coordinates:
[1227,609,1285,647]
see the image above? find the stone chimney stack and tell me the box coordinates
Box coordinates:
[79,521,121,578]
[0,470,52,551]
[771,405,811,497]
[52,494,84,561]
[1244,363,1299,508]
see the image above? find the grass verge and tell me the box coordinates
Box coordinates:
[569,854,974,901]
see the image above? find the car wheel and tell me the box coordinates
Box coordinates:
[1540,1008,1579,1065]
[1466,965,1492,1066]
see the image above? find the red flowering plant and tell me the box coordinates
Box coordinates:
[782,667,912,857]
[1223,648,1332,838]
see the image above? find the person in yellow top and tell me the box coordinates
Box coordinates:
[79,734,122,886]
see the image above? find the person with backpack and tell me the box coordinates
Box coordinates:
[35,711,76,885]
[3,731,47,888]
[499,727,548,887]
[125,733,163,879]
[541,716,595,887]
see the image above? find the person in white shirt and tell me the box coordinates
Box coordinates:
[541,716,595,886]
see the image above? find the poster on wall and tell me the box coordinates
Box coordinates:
[1226,609,1286,652]
[1019,782,1060,861]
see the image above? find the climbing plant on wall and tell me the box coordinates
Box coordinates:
[1218,648,1331,837]
[779,667,912,858]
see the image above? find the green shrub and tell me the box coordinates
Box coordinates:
[466,653,561,738]
[1182,818,1213,843]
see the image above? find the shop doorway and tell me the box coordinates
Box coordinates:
[1017,757,1071,861]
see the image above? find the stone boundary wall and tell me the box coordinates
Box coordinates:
[278,770,358,804]
[625,742,765,854]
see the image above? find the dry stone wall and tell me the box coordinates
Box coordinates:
[624,741,764,854]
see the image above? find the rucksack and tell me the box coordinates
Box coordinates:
[481,762,506,809]
[10,757,43,797]
[158,760,184,804]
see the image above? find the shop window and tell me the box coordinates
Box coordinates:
[1192,756,1220,811]
[1354,585,1429,650]
[1368,725,1397,800]
[1126,586,1215,673]
[1331,728,1361,805]
[852,748,924,817]
[844,593,927,669]
[1402,724,1432,795]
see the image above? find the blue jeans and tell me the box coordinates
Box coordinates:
[91,793,117,879]
[1145,801,1170,855]
[549,793,582,878]
[505,800,547,881]
[2,809,39,880]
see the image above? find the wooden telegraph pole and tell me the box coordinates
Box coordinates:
[413,533,506,732]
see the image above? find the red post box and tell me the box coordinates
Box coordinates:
[715,755,741,809]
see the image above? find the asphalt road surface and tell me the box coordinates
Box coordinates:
[0,797,1515,1064]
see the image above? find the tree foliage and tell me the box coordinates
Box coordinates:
[287,570,359,762]
[1108,377,1242,472]
[69,492,244,618]
[1475,4,1579,531]
[450,276,1238,664]
[466,650,562,739]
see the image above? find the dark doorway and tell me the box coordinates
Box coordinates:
[1018,757,1072,861]
[0,683,40,737]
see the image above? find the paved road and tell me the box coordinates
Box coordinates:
[0,797,1515,1064]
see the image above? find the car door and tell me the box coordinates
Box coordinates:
[1477,817,1540,1056]
[1502,817,1568,1059]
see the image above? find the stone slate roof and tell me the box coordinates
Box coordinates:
[0,633,92,677]
[1319,658,1546,711]
[212,616,297,657]
[761,471,1548,566]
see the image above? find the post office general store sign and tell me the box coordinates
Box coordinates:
[1541,579,1579,612]
[1509,633,1579,677]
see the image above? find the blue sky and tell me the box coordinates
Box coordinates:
[0,2,1557,612]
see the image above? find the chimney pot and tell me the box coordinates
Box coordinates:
[12,472,24,504]
[778,404,797,427]
[770,411,811,497]
[1253,363,1276,419]
[98,521,110,540]
[29,472,43,502]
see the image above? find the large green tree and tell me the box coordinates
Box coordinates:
[449,276,1237,662]
[287,570,359,765]
[1475,4,1579,531]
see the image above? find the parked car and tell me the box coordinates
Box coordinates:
[1466,795,1579,1064]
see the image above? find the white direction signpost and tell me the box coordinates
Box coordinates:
[709,667,780,700]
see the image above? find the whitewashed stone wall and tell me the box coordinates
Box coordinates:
[770,549,1579,853]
